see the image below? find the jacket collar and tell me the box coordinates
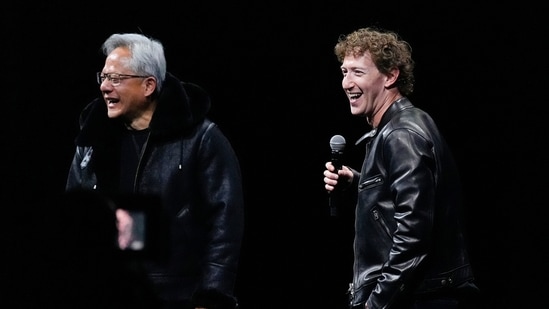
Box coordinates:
[355,97,412,145]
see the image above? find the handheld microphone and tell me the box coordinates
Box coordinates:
[329,135,346,216]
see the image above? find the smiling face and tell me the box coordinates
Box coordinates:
[340,51,400,127]
[99,47,156,129]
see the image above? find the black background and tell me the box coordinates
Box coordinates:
[3,1,546,308]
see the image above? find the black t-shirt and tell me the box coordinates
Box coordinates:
[119,128,149,193]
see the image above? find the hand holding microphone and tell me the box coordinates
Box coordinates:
[328,135,346,216]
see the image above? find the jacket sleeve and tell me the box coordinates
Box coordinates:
[192,122,244,308]
[66,146,95,192]
[366,128,435,309]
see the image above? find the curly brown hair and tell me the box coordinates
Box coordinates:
[334,27,415,96]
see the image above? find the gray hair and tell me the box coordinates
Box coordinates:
[102,33,167,93]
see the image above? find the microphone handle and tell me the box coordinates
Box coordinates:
[332,156,342,171]
[329,155,342,217]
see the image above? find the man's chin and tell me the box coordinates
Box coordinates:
[107,109,122,118]
[350,108,362,116]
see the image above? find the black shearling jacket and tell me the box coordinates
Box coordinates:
[66,72,244,308]
[347,98,477,309]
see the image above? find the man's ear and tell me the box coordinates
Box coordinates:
[385,67,400,88]
[144,77,157,96]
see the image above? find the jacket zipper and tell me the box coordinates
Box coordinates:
[133,132,151,192]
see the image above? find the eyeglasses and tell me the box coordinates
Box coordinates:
[97,72,149,86]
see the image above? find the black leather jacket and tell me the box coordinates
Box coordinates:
[347,98,477,308]
[66,73,244,308]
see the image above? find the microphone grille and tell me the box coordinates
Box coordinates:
[330,135,346,151]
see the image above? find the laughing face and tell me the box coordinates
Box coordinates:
[340,51,399,127]
[99,47,154,126]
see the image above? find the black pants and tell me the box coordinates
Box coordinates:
[410,297,459,309]
[351,297,479,309]
[160,300,194,309]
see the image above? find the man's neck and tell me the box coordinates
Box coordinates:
[369,93,402,128]
[127,101,156,130]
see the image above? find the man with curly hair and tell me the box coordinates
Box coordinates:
[323,27,479,309]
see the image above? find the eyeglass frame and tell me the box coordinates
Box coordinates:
[97,72,150,86]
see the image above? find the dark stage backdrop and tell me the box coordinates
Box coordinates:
[3,2,546,308]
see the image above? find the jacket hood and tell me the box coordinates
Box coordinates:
[75,72,211,146]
